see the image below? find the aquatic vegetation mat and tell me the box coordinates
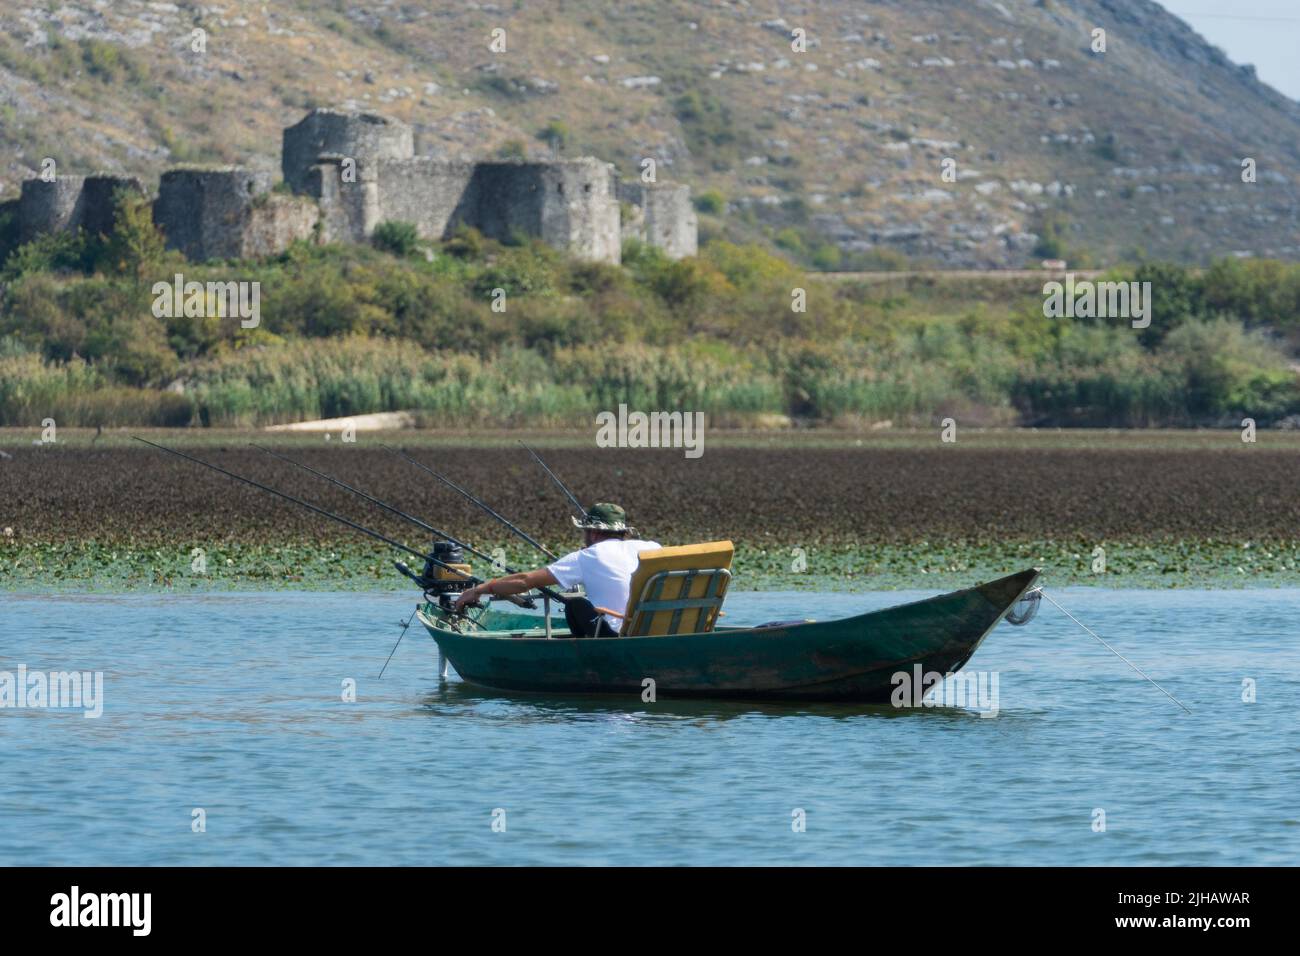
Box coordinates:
[2,441,1297,590]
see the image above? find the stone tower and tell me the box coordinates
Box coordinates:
[18,174,146,243]
[154,167,317,261]
[617,181,698,259]
[282,109,414,195]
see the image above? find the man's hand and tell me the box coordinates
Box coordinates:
[450,568,558,614]
[453,585,484,613]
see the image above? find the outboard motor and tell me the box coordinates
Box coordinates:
[395,540,475,613]
[424,541,474,613]
[423,541,472,590]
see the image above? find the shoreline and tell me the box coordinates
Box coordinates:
[5,431,1297,594]
[7,425,1300,450]
[5,539,1297,593]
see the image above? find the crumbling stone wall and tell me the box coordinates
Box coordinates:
[304,156,381,244]
[12,109,693,266]
[242,193,320,259]
[370,158,620,263]
[365,157,620,263]
[535,160,622,264]
[19,177,84,243]
[374,157,476,241]
[154,167,317,261]
[617,181,698,259]
[18,174,146,243]
[282,109,413,195]
[282,108,658,263]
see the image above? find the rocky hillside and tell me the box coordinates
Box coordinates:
[1,0,1297,267]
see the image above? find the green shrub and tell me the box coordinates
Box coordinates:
[673,90,750,161]
[1158,318,1300,420]
[841,246,911,272]
[1032,212,1069,260]
[537,121,569,153]
[371,220,421,258]
[96,188,171,280]
[1200,257,1300,331]
[443,225,485,260]
[694,189,726,215]
[1,229,92,281]
[773,228,805,256]
[811,243,842,271]
[495,139,528,160]
[471,244,558,298]
[1131,261,1201,346]
[2,222,1297,428]
[1093,133,1120,163]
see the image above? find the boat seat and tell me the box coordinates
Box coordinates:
[621,541,734,637]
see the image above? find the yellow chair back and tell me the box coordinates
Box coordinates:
[621,541,734,636]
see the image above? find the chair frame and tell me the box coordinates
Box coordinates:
[623,567,731,637]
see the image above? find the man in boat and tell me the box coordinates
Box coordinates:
[453,503,661,637]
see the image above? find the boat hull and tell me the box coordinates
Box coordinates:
[418,568,1038,702]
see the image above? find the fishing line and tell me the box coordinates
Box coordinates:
[383,444,558,560]
[1033,587,1193,715]
[378,607,417,679]
[519,440,586,518]
[250,444,529,575]
[133,436,480,582]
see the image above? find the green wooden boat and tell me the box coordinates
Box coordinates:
[416,567,1040,702]
[137,438,1041,703]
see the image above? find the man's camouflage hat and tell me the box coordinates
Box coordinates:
[572,502,635,534]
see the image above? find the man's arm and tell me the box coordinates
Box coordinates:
[453,568,558,612]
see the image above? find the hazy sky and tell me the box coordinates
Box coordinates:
[1158,1,1300,100]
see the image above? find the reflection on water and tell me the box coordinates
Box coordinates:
[1,587,1297,865]
[417,679,969,723]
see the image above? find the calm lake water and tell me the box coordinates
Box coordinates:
[1,587,1297,866]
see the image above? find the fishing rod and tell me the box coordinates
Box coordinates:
[247,444,574,612]
[137,439,582,669]
[235,442,579,608]
[519,440,585,519]
[382,445,557,561]
[233,440,577,609]
[248,444,528,576]
[132,437,479,584]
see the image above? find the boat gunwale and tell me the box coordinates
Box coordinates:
[417,567,1041,644]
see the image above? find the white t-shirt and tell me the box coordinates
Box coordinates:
[547,538,662,631]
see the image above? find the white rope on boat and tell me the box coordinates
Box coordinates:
[1032,587,1193,715]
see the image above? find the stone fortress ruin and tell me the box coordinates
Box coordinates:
[6,108,698,266]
